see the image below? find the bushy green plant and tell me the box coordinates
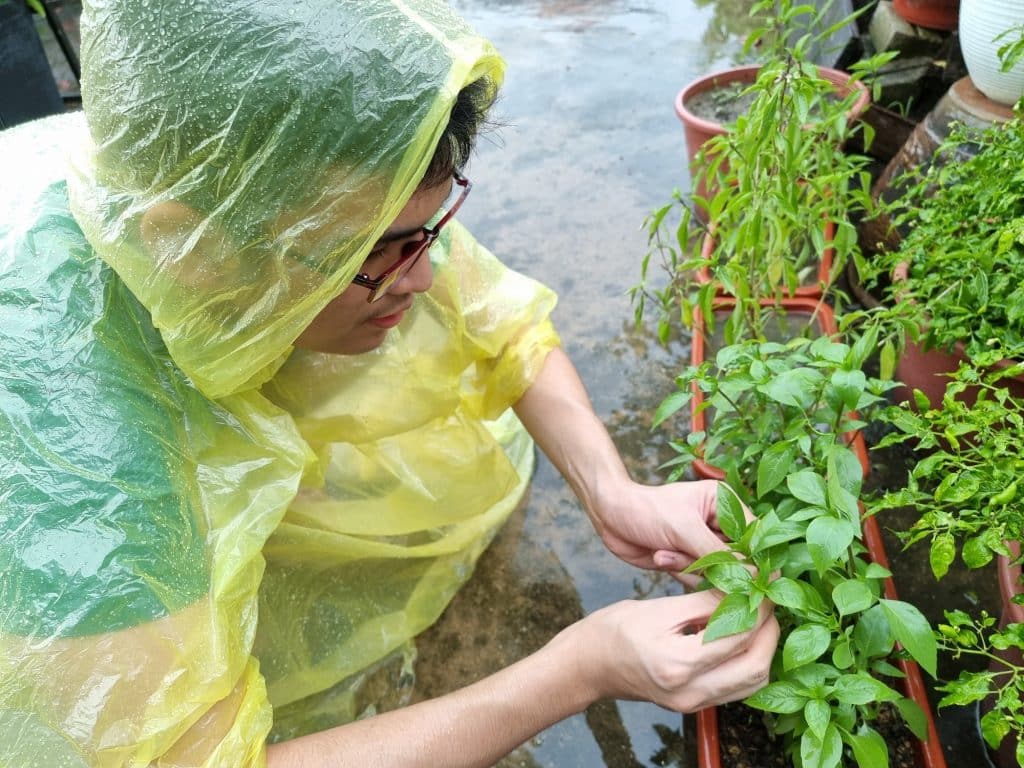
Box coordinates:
[867,361,1024,765]
[863,112,1024,364]
[869,360,1024,574]
[654,333,936,768]
[936,610,1024,763]
[632,1,888,345]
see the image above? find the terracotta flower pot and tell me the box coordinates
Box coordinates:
[689,297,869,480]
[674,65,871,219]
[892,0,960,31]
[695,513,948,768]
[697,220,836,299]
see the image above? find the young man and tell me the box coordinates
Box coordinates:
[0,1,778,766]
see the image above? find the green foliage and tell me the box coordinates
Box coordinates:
[632,0,891,344]
[936,610,1024,762]
[674,336,930,768]
[862,112,1024,363]
[869,361,1024,575]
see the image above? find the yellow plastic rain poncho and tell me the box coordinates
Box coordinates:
[0,1,560,765]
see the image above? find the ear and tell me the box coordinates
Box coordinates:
[140,200,206,260]
[139,201,234,288]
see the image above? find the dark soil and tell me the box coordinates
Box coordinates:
[685,79,846,128]
[716,700,917,768]
[686,81,755,126]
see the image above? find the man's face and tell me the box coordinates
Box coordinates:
[292,179,452,355]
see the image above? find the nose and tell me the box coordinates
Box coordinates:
[390,249,434,296]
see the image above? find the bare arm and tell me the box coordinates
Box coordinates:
[512,347,733,572]
[266,592,777,768]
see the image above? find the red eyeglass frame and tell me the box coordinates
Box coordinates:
[352,171,472,303]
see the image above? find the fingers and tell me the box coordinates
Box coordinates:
[685,611,780,710]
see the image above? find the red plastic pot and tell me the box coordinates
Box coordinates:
[689,297,869,480]
[674,66,870,219]
[697,220,836,299]
[892,0,960,31]
[695,513,948,768]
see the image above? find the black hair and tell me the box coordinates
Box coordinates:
[421,76,498,189]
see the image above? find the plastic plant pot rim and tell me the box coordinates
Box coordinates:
[673,64,872,141]
[694,513,949,768]
[688,296,870,481]
[892,0,960,32]
[696,219,837,299]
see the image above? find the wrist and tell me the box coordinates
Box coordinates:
[543,618,609,709]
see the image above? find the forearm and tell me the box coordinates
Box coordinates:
[265,628,595,768]
[512,347,629,518]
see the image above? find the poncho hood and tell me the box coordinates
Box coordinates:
[68,0,505,399]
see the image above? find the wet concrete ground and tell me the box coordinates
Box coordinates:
[411,1,1004,766]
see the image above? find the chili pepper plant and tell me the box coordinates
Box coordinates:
[653,329,939,768]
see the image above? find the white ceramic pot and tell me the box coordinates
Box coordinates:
[959,0,1024,106]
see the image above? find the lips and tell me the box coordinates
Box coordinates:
[368,302,412,330]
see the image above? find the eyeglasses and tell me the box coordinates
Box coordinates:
[352,171,472,303]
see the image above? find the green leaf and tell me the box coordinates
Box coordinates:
[687,550,745,572]
[807,516,856,575]
[846,725,889,768]
[801,723,843,768]
[832,637,854,670]
[767,576,808,611]
[981,707,1012,750]
[828,444,863,493]
[758,367,825,408]
[836,674,901,706]
[962,534,995,569]
[805,698,831,740]
[895,697,929,741]
[880,340,896,380]
[934,471,980,503]
[746,681,809,714]
[705,561,754,593]
[880,599,937,676]
[750,511,805,553]
[757,442,797,499]
[784,624,832,670]
[864,563,892,579]
[716,484,748,542]
[704,592,759,642]
[853,604,895,658]
[831,369,867,411]
[787,470,827,507]
[929,532,956,580]
[652,390,691,428]
[833,579,875,616]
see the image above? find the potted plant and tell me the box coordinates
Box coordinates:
[862,104,1024,406]
[867,360,1024,765]
[638,51,880,348]
[674,0,873,199]
[651,330,946,768]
